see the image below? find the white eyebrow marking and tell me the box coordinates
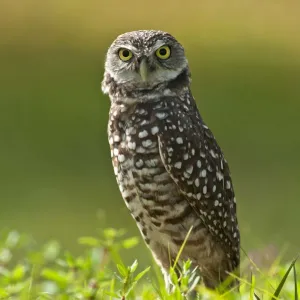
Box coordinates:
[153,40,168,51]
[115,44,139,53]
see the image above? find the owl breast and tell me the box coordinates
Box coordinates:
[108,99,203,253]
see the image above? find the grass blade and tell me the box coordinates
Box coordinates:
[173,226,193,269]
[249,272,254,300]
[254,293,260,300]
[294,263,298,300]
[271,256,299,300]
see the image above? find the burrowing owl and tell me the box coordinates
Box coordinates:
[102,30,240,290]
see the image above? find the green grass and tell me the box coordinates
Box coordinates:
[0,228,298,300]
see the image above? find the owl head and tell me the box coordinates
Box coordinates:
[102,30,188,90]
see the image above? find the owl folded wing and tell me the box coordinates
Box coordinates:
[157,106,240,266]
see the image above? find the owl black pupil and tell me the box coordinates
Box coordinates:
[122,50,130,57]
[159,48,167,56]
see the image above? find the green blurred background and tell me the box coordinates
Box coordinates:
[0,0,299,265]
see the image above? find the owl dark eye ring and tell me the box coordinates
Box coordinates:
[119,48,133,61]
[155,45,171,59]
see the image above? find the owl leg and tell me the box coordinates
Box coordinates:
[200,265,224,289]
[200,261,239,291]
[149,242,177,293]
[150,243,199,295]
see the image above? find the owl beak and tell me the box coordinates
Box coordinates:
[139,58,149,82]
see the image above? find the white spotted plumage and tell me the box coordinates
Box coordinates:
[102,30,240,291]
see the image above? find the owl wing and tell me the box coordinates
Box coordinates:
[156,98,240,266]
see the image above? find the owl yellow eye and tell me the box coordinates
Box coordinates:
[118,48,133,61]
[155,46,171,59]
